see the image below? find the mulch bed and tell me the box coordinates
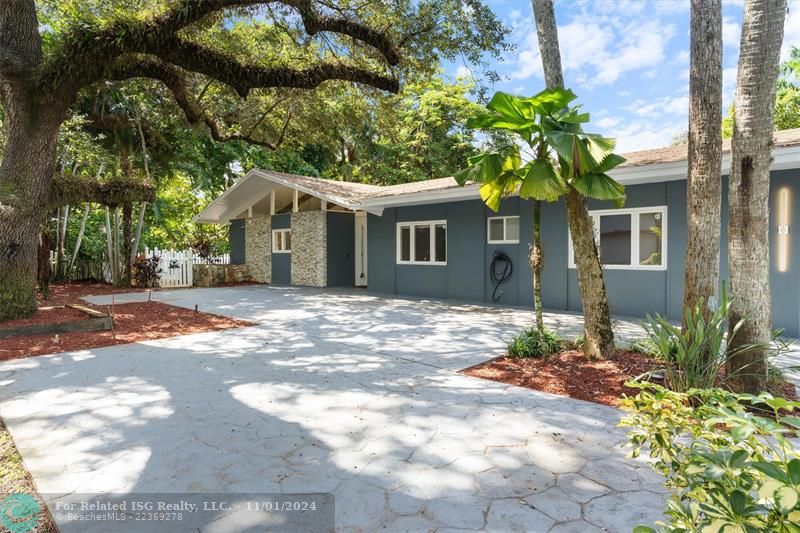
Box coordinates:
[462,350,661,407]
[0,282,253,361]
[0,305,88,330]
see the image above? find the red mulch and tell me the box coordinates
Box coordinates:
[38,281,151,307]
[0,282,253,361]
[0,305,88,330]
[462,350,661,407]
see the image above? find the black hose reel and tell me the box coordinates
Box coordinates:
[490,250,513,302]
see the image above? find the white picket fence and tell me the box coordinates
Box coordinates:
[144,247,193,288]
[191,253,230,265]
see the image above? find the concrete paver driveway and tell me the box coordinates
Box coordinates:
[1,286,666,532]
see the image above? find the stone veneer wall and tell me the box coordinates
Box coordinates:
[244,215,271,283]
[193,264,250,287]
[290,211,327,287]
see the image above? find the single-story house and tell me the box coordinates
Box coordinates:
[195,128,800,337]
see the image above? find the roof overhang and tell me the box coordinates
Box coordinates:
[194,169,381,224]
[359,183,482,209]
[610,144,800,185]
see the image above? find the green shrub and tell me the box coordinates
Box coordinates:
[628,337,676,359]
[621,382,800,533]
[642,284,786,392]
[506,327,565,358]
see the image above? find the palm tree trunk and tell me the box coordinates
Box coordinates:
[532,0,615,359]
[683,0,723,325]
[727,0,786,393]
[565,188,615,358]
[531,200,544,331]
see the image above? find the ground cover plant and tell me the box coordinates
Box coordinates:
[622,383,800,532]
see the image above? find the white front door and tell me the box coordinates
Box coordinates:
[354,212,368,286]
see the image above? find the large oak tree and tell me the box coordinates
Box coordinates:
[0,0,506,319]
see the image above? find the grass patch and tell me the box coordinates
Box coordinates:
[507,327,565,358]
[0,418,58,532]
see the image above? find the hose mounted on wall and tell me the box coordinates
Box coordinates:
[490,250,513,302]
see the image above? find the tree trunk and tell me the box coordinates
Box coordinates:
[55,204,69,280]
[0,107,63,318]
[69,203,91,274]
[727,0,786,393]
[121,202,133,285]
[37,218,52,300]
[530,200,544,331]
[104,206,115,284]
[565,188,616,359]
[683,0,723,325]
[531,0,615,358]
[130,201,147,264]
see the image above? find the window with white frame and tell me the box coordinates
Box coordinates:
[397,220,447,265]
[487,216,520,244]
[272,229,291,253]
[568,206,667,270]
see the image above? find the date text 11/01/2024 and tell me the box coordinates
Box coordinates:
[52,500,319,513]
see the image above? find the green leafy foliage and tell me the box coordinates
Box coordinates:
[723,46,800,137]
[454,88,626,211]
[621,383,800,532]
[506,327,565,358]
[642,284,789,392]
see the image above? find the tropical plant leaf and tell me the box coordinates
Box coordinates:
[774,485,798,514]
[543,130,598,175]
[480,180,505,211]
[571,172,626,201]
[465,112,535,132]
[519,160,566,201]
[584,133,616,162]
[593,152,627,173]
[525,87,577,115]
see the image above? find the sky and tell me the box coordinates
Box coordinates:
[447,0,800,153]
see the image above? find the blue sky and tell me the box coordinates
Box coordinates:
[448,0,800,153]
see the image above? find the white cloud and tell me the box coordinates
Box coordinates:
[722,66,737,109]
[455,65,472,79]
[782,3,800,60]
[722,16,741,49]
[674,49,690,65]
[511,14,675,87]
[627,94,689,118]
[612,118,686,152]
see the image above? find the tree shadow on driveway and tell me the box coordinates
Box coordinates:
[2,288,666,532]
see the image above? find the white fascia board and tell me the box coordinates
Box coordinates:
[251,169,364,212]
[193,170,261,223]
[359,184,481,209]
[609,145,800,185]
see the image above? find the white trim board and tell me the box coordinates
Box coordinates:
[568,206,668,271]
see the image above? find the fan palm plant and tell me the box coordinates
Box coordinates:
[455,87,627,359]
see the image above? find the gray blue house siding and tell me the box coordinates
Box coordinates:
[367,170,800,336]
[326,212,355,287]
[229,219,245,265]
[271,213,291,284]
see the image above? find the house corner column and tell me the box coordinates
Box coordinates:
[245,215,271,283]
[290,211,327,287]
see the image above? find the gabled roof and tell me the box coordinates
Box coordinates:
[196,128,800,223]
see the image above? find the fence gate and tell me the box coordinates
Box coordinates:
[146,248,193,288]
